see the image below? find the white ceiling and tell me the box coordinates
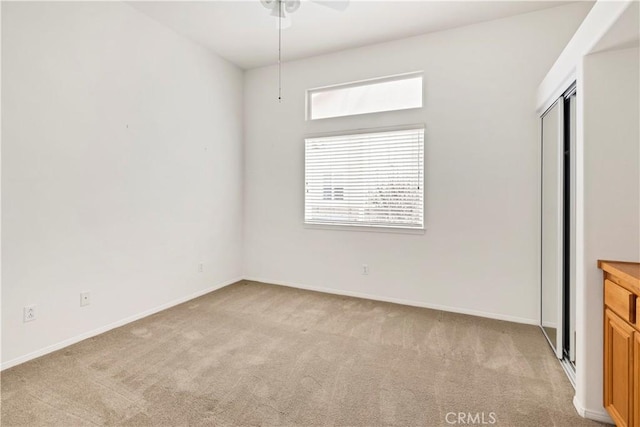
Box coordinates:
[129,0,574,70]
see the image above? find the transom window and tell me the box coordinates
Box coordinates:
[307,73,423,120]
[304,127,424,230]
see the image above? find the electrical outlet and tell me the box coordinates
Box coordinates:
[362,264,369,275]
[80,292,90,307]
[23,305,36,322]
[198,263,204,273]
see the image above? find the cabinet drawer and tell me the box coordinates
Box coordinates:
[605,279,636,324]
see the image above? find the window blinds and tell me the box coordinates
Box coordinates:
[305,127,424,229]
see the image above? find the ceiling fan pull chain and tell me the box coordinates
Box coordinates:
[260,0,347,102]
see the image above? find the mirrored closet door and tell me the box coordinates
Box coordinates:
[541,97,564,358]
[540,85,576,379]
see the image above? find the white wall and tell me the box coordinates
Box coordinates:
[578,45,640,417]
[1,2,244,367]
[243,3,592,323]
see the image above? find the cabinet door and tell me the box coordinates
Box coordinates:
[604,308,634,427]
[634,331,639,427]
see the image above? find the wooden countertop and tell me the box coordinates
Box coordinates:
[598,260,640,295]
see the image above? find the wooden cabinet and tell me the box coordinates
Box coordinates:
[599,261,640,427]
[605,308,635,426]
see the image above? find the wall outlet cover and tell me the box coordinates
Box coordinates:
[80,292,90,307]
[23,305,36,322]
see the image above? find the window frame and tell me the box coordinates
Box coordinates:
[303,124,426,234]
[305,71,424,121]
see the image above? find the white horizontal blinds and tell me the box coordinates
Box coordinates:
[305,128,424,229]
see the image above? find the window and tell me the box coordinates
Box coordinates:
[305,127,424,230]
[307,73,423,120]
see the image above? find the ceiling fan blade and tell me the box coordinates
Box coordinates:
[311,0,350,12]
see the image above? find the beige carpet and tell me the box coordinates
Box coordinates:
[1,281,604,426]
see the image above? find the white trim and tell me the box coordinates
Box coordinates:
[304,123,425,140]
[574,59,589,422]
[536,0,634,112]
[537,70,576,116]
[560,358,576,389]
[306,71,424,121]
[0,275,545,374]
[0,276,243,371]
[303,222,425,235]
[307,71,424,94]
[572,396,613,424]
[244,277,538,326]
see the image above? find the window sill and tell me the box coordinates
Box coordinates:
[303,222,426,235]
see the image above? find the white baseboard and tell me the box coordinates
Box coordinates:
[0,276,243,371]
[1,275,539,371]
[573,396,614,424]
[244,276,539,326]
